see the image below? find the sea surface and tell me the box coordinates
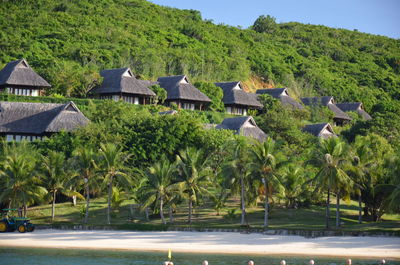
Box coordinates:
[0,247,398,265]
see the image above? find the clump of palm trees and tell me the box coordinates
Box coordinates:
[0,133,398,229]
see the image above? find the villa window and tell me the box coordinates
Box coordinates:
[183,103,195,110]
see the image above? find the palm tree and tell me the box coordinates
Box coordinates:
[99,143,132,225]
[221,139,251,226]
[249,137,284,228]
[0,142,46,217]
[176,147,212,224]
[376,151,400,213]
[311,137,352,228]
[73,146,98,224]
[280,164,304,209]
[348,140,374,224]
[138,156,177,224]
[41,151,83,222]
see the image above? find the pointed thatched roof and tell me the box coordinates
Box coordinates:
[256,88,303,109]
[336,102,372,120]
[0,101,89,135]
[303,123,336,139]
[157,75,211,103]
[216,116,267,142]
[90,68,155,97]
[301,96,351,121]
[0,59,51,88]
[214,81,262,109]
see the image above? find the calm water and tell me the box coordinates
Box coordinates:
[0,247,398,265]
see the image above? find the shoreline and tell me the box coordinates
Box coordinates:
[0,230,399,260]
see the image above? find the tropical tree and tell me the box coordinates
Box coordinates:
[377,151,400,213]
[249,137,284,228]
[99,143,132,225]
[138,155,177,224]
[311,137,352,228]
[350,134,394,221]
[73,146,99,224]
[41,151,83,221]
[176,147,212,224]
[280,164,305,209]
[252,15,278,34]
[348,136,375,223]
[221,139,251,225]
[0,142,46,217]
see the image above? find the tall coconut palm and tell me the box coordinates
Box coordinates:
[73,146,98,224]
[221,139,251,226]
[41,151,83,222]
[176,147,212,224]
[138,156,177,224]
[99,143,132,225]
[249,137,284,228]
[311,137,352,228]
[0,142,46,217]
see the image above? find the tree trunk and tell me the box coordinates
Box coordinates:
[358,194,362,224]
[129,204,134,219]
[84,181,90,224]
[107,176,114,225]
[326,188,330,229]
[240,176,246,225]
[263,177,269,228]
[160,195,166,225]
[71,186,77,206]
[169,207,174,223]
[51,190,57,222]
[145,207,149,221]
[188,198,193,224]
[23,198,27,218]
[336,192,340,228]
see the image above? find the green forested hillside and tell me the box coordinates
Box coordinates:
[1,0,399,110]
[1,0,400,145]
[1,1,400,228]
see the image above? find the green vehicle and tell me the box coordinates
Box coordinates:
[0,209,35,233]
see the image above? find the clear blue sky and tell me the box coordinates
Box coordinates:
[150,0,400,39]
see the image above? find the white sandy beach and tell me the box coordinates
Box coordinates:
[0,230,399,259]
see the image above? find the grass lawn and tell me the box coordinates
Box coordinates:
[24,194,400,233]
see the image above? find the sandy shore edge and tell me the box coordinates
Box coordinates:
[0,230,399,260]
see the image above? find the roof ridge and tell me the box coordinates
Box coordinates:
[43,104,68,132]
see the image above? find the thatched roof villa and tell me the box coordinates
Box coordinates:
[0,59,51,96]
[216,116,267,142]
[215,81,263,115]
[336,102,372,120]
[256,88,303,109]
[302,123,336,139]
[0,101,89,142]
[89,68,156,105]
[301,96,352,126]
[157,75,211,110]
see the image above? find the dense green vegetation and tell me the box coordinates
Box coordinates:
[0,0,399,231]
[1,0,399,106]
[0,99,399,231]
[1,0,399,146]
